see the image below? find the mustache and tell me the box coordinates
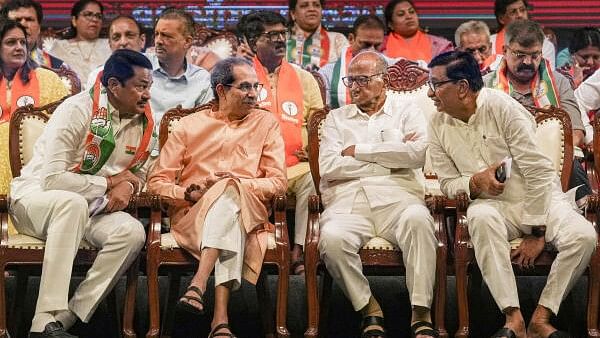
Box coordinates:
[517,64,536,72]
[273,42,286,49]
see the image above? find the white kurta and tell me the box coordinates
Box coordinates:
[428,88,596,314]
[318,97,437,310]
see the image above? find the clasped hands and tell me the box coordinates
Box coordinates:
[341,132,418,157]
[184,172,240,203]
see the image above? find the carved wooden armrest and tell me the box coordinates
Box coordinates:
[454,190,472,250]
[305,194,322,255]
[272,194,288,248]
[429,195,449,248]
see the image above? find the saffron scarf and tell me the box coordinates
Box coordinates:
[330,46,353,109]
[384,30,433,62]
[494,30,506,55]
[253,57,304,167]
[74,72,154,174]
[286,25,330,69]
[0,68,40,123]
[491,57,560,108]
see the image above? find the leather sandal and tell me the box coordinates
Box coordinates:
[411,321,439,338]
[176,285,205,316]
[209,323,237,337]
[291,259,305,275]
[361,316,386,338]
[490,327,516,338]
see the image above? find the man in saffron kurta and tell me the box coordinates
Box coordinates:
[147,57,286,337]
[9,50,155,337]
[240,10,324,274]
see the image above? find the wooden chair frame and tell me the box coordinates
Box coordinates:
[141,103,291,338]
[453,105,600,338]
[42,65,81,95]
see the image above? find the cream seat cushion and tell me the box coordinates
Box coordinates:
[7,233,95,250]
[362,237,399,251]
[535,117,564,174]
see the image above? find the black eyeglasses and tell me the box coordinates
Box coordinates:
[223,82,264,93]
[342,73,384,88]
[260,30,287,42]
[464,45,490,55]
[80,11,103,21]
[427,79,457,91]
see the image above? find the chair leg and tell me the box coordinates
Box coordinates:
[435,250,448,338]
[318,270,332,338]
[275,260,290,338]
[587,247,600,338]
[454,254,470,338]
[304,259,319,338]
[161,271,182,337]
[0,262,9,338]
[146,260,160,338]
[256,270,275,338]
[122,257,139,338]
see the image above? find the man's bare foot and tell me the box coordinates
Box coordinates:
[527,305,560,338]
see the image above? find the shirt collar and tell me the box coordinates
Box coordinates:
[348,97,391,118]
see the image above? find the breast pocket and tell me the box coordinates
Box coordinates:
[482,136,510,163]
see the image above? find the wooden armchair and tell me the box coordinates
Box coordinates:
[143,103,291,338]
[0,99,142,337]
[194,26,239,59]
[42,65,82,95]
[452,105,600,337]
[303,107,449,338]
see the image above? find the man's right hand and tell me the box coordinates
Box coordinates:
[236,42,255,61]
[470,162,505,198]
[108,171,141,192]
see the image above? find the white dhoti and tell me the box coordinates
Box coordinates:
[318,189,437,310]
[288,171,316,246]
[467,194,596,314]
[10,190,145,322]
[201,185,246,290]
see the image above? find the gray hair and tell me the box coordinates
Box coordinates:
[504,19,544,47]
[351,50,388,74]
[210,57,253,101]
[454,20,491,47]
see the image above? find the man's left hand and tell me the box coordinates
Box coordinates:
[342,145,355,157]
[511,235,545,268]
[105,181,135,212]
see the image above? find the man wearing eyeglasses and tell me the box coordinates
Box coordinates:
[491,0,555,69]
[428,50,595,338]
[319,51,438,338]
[484,20,591,205]
[455,20,503,73]
[148,57,286,337]
[239,10,324,275]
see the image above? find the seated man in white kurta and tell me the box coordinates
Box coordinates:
[427,51,596,338]
[9,49,156,338]
[318,51,438,338]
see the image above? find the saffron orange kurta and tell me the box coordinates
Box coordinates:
[147,105,287,283]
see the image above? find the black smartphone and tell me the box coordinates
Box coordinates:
[495,163,506,183]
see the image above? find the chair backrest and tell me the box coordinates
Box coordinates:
[529,105,574,191]
[42,65,82,95]
[194,26,239,59]
[9,99,65,178]
[307,108,329,195]
[311,70,327,106]
[159,103,212,149]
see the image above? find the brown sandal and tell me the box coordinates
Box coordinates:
[176,285,205,316]
[209,323,237,337]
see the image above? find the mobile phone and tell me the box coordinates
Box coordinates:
[495,163,506,183]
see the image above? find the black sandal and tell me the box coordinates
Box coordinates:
[490,327,516,338]
[176,285,205,316]
[209,323,237,337]
[548,331,571,338]
[411,321,439,338]
[361,316,386,338]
